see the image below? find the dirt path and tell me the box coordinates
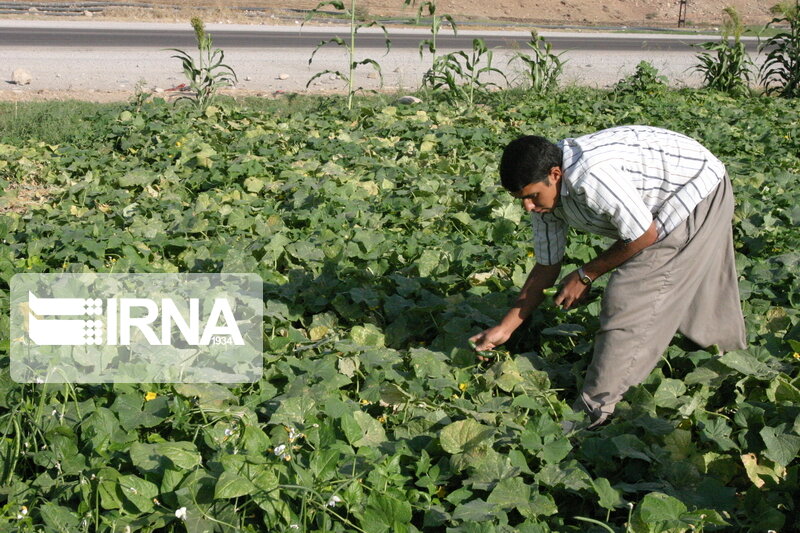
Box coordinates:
[1,0,776,29]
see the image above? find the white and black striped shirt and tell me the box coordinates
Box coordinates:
[532,125,725,265]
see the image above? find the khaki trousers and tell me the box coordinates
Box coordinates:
[578,175,747,425]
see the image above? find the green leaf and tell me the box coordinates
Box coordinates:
[718,349,779,379]
[635,491,687,525]
[129,441,202,473]
[350,410,387,448]
[174,383,236,409]
[116,474,159,513]
[451,498,498,522]
[759,426,800,468]
[539,437,572,464]
[118,169,157,188]
[39,502,80,531]
[487,477,531,510]
[350,324,385,347]
[535,460,592,491]
[417,249,443,277]
[363,492,413,530]
[215,469,257,499]
[440,419,494,455]
[243,176,265,193]
[592,477,623,510]
[270,396,316,427]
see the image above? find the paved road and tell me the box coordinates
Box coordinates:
[0,20,762,97]
[0,22,760,52]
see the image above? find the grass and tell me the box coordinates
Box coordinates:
[0,100,126,146]
[0,92,412,148]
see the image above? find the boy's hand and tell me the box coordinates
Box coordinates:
[553,270,591,310]
[469,325,512,354]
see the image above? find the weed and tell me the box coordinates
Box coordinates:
[759,0,800,97]
[613,60,668,96]
[166,17,238,110]
[404,0,458,74]
[423,38,507,106]
[508,31,565,95]
[303,0,391,110]
[693,7,755,97]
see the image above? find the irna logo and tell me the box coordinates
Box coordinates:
[11,274,263,384]
[27,293,243,347]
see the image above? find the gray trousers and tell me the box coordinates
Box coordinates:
[578,175,747,425]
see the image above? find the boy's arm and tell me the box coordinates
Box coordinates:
[469,262,561,351]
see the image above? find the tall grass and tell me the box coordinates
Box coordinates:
[0,101,124,146]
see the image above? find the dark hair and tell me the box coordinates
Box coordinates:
[500,135,563,192]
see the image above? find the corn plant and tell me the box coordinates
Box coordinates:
[403,0,457,65]
[423,38,507,106]
[693,7,754,97]
[166,18,237,110]
[303,0,391,110]
[759,0,800,97]
[508,30,565,94]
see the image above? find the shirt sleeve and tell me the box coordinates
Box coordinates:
[531,212,567,265]
[580,167,653,243]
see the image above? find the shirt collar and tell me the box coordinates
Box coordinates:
[557,138,576,197]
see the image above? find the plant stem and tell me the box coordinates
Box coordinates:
[348,0,356,110]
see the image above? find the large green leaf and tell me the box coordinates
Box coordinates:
[116,474,159,513]
[759,426,800,468]
[215,469,257,499]
[129,441,202,473]
[440,419,494,455]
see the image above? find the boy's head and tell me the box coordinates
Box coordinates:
[499,135,563,193]
[500,136,564,214]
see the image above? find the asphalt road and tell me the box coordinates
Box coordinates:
[0,23,761,52]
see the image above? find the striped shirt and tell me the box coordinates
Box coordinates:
[532,125,725,265]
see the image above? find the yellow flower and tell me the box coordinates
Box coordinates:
[145,392,157,401]
[458,383,468,392]
[360,399,371,406]
[378,416,386,424]
[793,352,800,360]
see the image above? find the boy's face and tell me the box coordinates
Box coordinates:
[511,167,562,214]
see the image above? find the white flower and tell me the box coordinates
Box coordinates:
[327,495,342,507]
[288,427,300,441]
[289,525,300,530]
[273,444,287,456]
[224,428,234,437]
[175,507,187,520]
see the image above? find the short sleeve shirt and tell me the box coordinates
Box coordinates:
[532,125,726,265]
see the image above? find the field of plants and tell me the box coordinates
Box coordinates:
[0,77,798,532]
[1,3,800,531]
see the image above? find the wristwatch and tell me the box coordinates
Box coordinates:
[577,267,593,285]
